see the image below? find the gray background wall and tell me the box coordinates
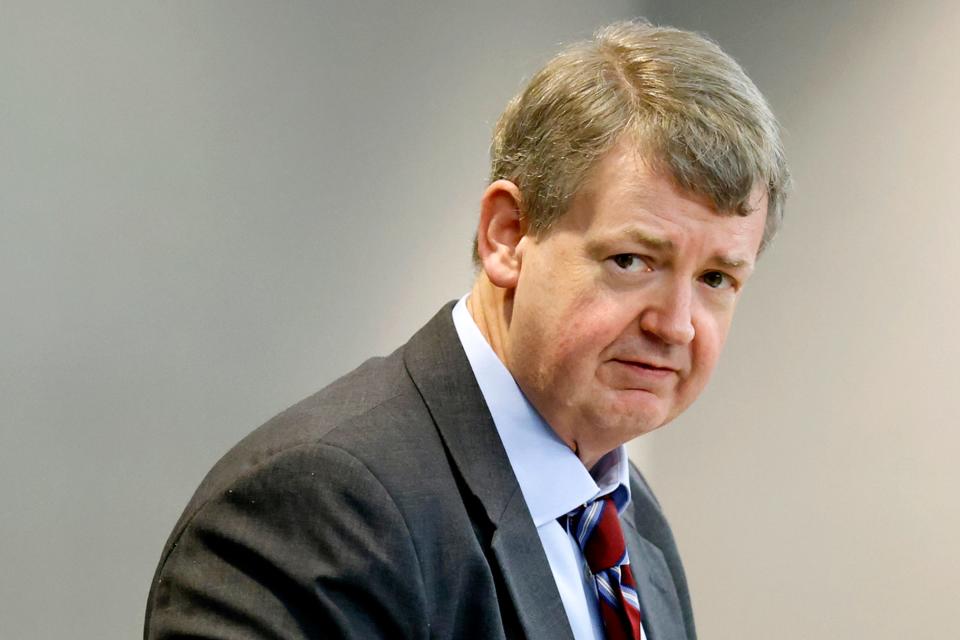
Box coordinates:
[3,1,957,638]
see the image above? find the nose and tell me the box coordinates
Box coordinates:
[638,279,696,345]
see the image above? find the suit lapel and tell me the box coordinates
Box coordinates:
[403,304,575,640]
[621,502,689,640]
[491,489,576,640]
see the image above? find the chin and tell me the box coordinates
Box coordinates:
[627,417,669,439]
[606,390,669,425]
[588,401,669,444]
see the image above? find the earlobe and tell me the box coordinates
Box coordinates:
[476,180,525,289]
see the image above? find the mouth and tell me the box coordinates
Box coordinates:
[606,358,680,388]
[611,358,677,374]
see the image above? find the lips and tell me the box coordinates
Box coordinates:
[611,358,677,373]
[607,358,678,386]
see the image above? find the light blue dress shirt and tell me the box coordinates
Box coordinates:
[452,296,646,640]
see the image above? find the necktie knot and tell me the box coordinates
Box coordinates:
[567,495,627,573]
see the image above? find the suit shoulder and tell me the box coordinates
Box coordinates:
[176,348,426,528]
[146,438,431,639]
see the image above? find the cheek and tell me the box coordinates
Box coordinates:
[690,314,731,381]
[549,299,632,380]
[527,294,597,351]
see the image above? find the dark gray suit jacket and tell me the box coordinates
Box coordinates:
[145,303,697,639]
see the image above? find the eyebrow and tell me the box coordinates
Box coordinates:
[588,226,755,271]
[625,228,674,251]
[586,228,673,256]
[713,255,752,270]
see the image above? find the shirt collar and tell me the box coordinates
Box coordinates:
[451,295,631,526]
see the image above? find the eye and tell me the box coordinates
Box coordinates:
[700,270,736,290]
[610,254,647,272]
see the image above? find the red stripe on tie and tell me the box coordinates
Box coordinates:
[566,495,643,640]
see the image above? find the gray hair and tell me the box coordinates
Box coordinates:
[477,20,790,262]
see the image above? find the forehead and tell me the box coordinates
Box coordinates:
[565,143,768,255]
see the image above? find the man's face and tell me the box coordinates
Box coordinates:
[503,143,767,464]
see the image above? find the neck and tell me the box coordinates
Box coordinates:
[466,275,605,470]
[466,273,513,366]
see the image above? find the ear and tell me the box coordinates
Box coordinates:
[476,179,526,289]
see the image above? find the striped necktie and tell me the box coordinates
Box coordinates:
[564,494,643,640]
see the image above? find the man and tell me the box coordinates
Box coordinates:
[145,20,788,640]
